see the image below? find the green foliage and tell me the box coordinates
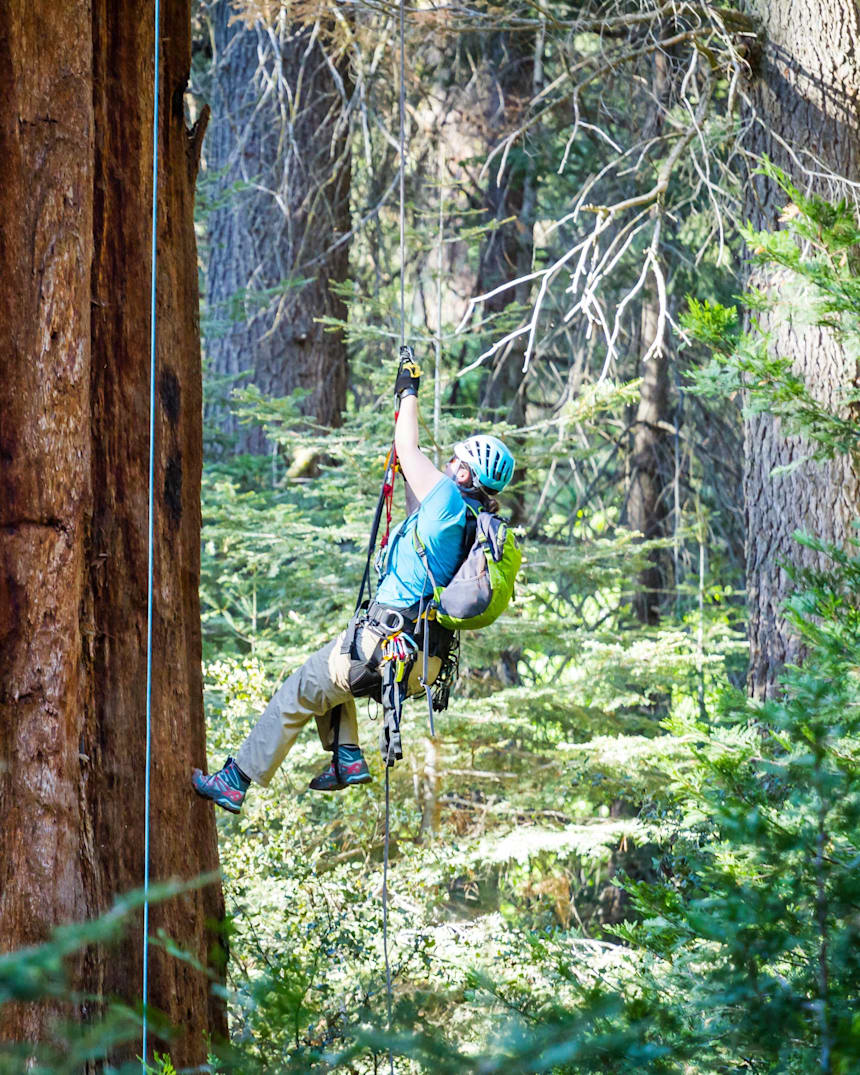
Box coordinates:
[191,226,750,1075]
[618,535,860,1072]
[191,177,860,1075]
[683,162,860,468]
[197,577,744,1074]
[0,882,210,1074]
[181,12,860,1075]
[12,7,860,1074]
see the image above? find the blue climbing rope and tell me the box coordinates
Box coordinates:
[142,0,161,1067]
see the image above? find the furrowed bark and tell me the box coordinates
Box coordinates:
[204,1,351,452]
[628,292,671,625]
[627,46,674,626]
[0,3,95,1043]
[0,0,225,1064]
[742,0,860,697]
[475,26,540,434]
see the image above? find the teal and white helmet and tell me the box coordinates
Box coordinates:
[453,435,515,493]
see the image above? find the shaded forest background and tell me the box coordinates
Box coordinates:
[1,0,858,1072]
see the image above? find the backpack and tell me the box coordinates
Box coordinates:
[415,506,522,631]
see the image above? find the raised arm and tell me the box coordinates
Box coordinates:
[393,350,446,502]
[395,396,445,502]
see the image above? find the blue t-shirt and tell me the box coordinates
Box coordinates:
[375,476,471,609]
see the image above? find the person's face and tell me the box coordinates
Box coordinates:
[446,457,473,485]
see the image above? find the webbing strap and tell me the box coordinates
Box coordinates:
[142,0,161,1067]
[379,459,398,553]
[380,659,405,765]
[417,595,436,737]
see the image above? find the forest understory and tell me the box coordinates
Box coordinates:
[1,0,859,1072]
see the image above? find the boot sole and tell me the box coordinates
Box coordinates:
[192,770,243,813]
[309,772,373,792]
[193,786,242,813]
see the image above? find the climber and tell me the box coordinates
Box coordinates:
[192,349,515,813]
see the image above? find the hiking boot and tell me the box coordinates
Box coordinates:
[192,756,251,814]
[309,746,372,792]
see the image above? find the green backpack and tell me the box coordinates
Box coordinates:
[415,507,522,631]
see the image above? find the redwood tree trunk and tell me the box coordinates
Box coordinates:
[743,0,860,697]
[0,0,224,1065]
[204,2,351,452]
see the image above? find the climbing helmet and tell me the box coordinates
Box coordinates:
[453,435,515,492]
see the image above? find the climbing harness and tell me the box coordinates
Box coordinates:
[379,628,415,765]
[142,0,161,1067]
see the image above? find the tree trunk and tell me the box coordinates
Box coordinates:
[451,25,541,545]
[743,0,860,697]
[627,48,674,626]
[0,0,224,1065]
[204,2,351,453]
[628,292,671,625]
[474,28,541,430]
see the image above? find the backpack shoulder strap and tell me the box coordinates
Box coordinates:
[412,525,440,598]
[413,500,480,597]
[462,503,479,551]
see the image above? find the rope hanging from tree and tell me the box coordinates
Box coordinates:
[142,0,162,1067]
[142,2,409,1069]
[398,0,406,344]
[382,2,408,1070]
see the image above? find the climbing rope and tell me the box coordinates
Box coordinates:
[141,0,407,1068]
[383,761,395,1074]
[383,2,407,1069]
[142,0,161,1067]
[398,0,406,344]
[355,441,399,613]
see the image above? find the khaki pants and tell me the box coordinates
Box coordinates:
[235,625,440,786]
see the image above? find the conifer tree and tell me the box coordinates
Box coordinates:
[204,1,351,452]
[0,0,223,1063]
[741,0,860,696]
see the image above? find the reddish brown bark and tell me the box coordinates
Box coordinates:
[0,0,95,980]
[0,0,224,1066]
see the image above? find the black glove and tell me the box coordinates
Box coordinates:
[394,345,421,400]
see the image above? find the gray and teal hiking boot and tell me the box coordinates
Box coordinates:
[309,746,372,792]
[192,757,251,814]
